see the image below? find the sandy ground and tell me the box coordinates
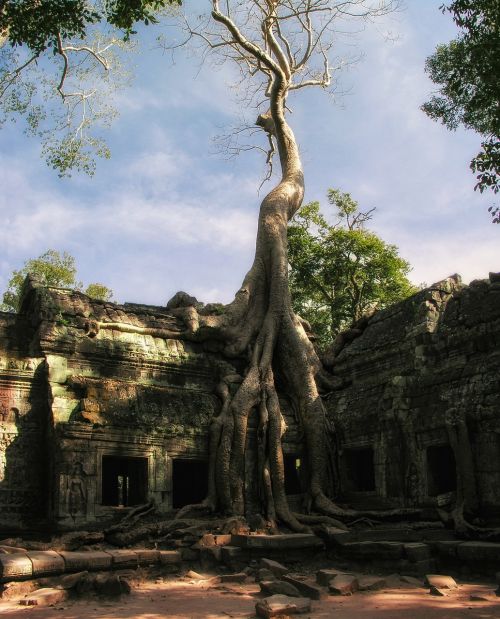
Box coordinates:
[0,575,499,619]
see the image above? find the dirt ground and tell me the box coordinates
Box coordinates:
[0,574,499,619]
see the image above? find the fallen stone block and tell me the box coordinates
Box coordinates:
[27,551,65,577]
[0,580,38,600]
[257,568,276,582]
[219,572,247,583]
[159,550,181,565]
[429,585,447,596]
[94,573,129,597]
[424,574,458,590]
[214,535,232,546]
[328,574,359,596]
[200,546,222,570]
[57,571,89,590]
[316,569,339,586]
[0,553,33,582]
[282,575,326,600]
[106,549,138,569]
[400,575,424,587]
[198,534,216,547]
[260,579,301,597]
[260,558,288,577]
[255,594,311,618]
[358,576,386,591]
[19,587,68,606]
[59,551,112,572]
[404,543,430,562]
[135,549,160,565]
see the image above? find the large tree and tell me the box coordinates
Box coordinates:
[3,1,401,529]
[140,0,401,530]
[422,0,500,195]
[288,189,417,348]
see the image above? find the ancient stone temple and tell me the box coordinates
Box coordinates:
[0,273,499,532]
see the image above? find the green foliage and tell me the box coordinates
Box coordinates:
[85,282,113,301]
[422,0,500,195]
[288,189,418,348]
[1,249,113,312]
[0,0,178,176]
[0,1,179,52]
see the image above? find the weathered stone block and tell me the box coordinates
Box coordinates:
[0,554,33,582]
[135,549,160,565]
[59,551,112,572]
[257,568,275,582]
[433,541,463,558]
[255,594,311,618]
[260,580,301,597]
[358,576,386,591]
[316,569,339,586]
[424,574,458,589]
[219,572,247,583]
[231,534,322,550]
[342,541,404,559]
[457,542,500,564]
[404,543,430,562]
[260,558,288,576]
[158,550,181,565]
[282,575,326,600]
[221,545,242,567]
[0,580,38,600]
[328,574,359,596]
[19,587,68,606]
[199,546,221,570]
[27,551,65,577]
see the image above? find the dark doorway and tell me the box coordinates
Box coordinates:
[427,444,456,496]
[172,459,208,508]
[342,447,376,492]
[284,455,302,495]
[102,456,148,506]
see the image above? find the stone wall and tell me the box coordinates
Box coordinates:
[0,312,47,528]
[0,273,498,531]
[325,274,500,514]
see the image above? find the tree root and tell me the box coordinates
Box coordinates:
[293,513,349,531]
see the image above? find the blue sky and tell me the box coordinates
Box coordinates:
[0,0,498,306]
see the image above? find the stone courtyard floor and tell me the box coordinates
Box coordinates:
[0,574,499,619]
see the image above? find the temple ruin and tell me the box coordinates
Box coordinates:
[0,272,498,533]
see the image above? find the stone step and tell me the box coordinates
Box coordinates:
[231,533,323,550]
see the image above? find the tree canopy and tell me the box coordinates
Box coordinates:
[0,0,178,175]
[288,189,417,348]
[422,0,500,195]
[1,249,113,311]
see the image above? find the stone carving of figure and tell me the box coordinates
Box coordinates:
[67,462,87,520]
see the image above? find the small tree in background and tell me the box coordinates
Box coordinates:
[1,249,113,311]
[288,189,418,348]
